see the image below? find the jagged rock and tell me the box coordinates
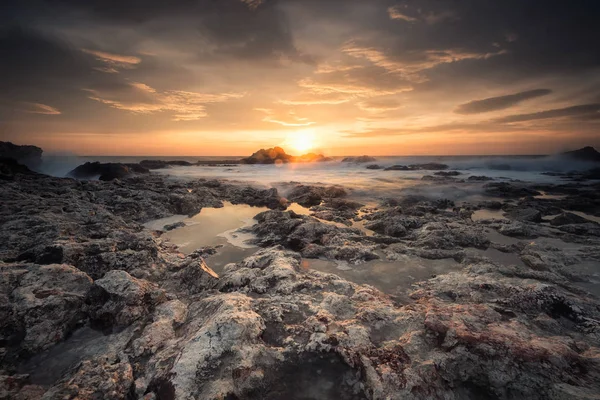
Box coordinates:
[0,142,43,169]
[163,221,185,231]
[505,207,543,223]
[434,171,462,177]
[468,175,494,181]
[550,212,590,226]
[86,270,167,329]
[139,160,193,169]
[0,158,37,179]
[0,263,92,358]
[285,184,347,207]
[366,164,383,170]
[484,182,541,198]
[561,146,600,162]
[240,147,331,164]
[42,355,133,400]
[342,156,377,163]
[68,162,149,181]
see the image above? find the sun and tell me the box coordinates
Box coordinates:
[286,129,316,154]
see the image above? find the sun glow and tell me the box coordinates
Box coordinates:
[286,129,316,154]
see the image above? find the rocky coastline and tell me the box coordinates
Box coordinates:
[1,146,600,399]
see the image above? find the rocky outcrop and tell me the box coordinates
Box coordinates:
[561,146,600,162]
[0,142,43,169]
[342,155,377,163]
[385,163,449,171]
[68,162,149,181]
[139,160,194,169]
[285,184,347,207]
[240,147,331,164]
[550,212,591,226]
[0,263,92,364]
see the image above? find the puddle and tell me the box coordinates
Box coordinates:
[476,247,526,267]
[534,192,568,200]
[305,255,459,295]
[472,209,507,222]
[485,228,521,245]
[161,202,268,253]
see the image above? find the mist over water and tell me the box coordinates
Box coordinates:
[37,154,597,203]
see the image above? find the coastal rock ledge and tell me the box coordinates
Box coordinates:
[0,153,600,400]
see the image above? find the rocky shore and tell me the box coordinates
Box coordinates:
[1,153,600,399]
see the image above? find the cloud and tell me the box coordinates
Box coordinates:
[493,104,600,123]
[87,82,244,121]
[19,102,61,115]
[255,108,315,126]
[387,6,418,22]
[455,89,552,114]
[342,44,507,83]
[81,49,141,73]
[356,97,402,113]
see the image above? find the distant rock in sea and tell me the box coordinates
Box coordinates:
[0,141,43,169]
[561,146,600,162]
[384,163,449,171]
[342,155,377,163]
[366,164,382,170]
[69,162,149,181]
[140,160,194,169]
[240,147,331,164]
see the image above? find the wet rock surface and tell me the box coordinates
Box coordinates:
[1,163,600,399]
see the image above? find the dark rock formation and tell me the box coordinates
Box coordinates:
[240,147,331,164]
[468,175,494,181]
[0,141,43,169]
[434,170,462,177]
[550,212,591,226]
[0,158,37,179]
[68,162,149,181]
[505,207,543,223]
[139,160,194,169]
[342,155,377,163]
[285,184,347,207]
[561,146,600,162]
[385,163,449,171]
[366,164,382,170]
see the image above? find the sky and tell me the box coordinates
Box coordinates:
[1,0,600,156]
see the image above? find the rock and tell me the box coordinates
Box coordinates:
[550,212,591,226]
[561,146,600,162]
[285,184,347,207]
[468,175,494,181]
[411,162,449,170]
[384,163,449,171]
[497,221,538,238]
[68,162,149,181]
[506,207,543,223]
[434,171,462,177]
[385,165,412,171]
[163,221,186,231]
[0,263,93,357]
[42,356,134,400]
[240,147,331,164]
[0,142,43,169]
[484,182,541,198]
[139,160,193,169]
[342,155,377,163]
[86,270,166,329]
[0,158,36,179]
[366,164,382,170]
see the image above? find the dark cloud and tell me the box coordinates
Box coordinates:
[455,89,552,114]
[493,104,600,123]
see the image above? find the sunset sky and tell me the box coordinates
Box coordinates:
[1,0,599,156]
